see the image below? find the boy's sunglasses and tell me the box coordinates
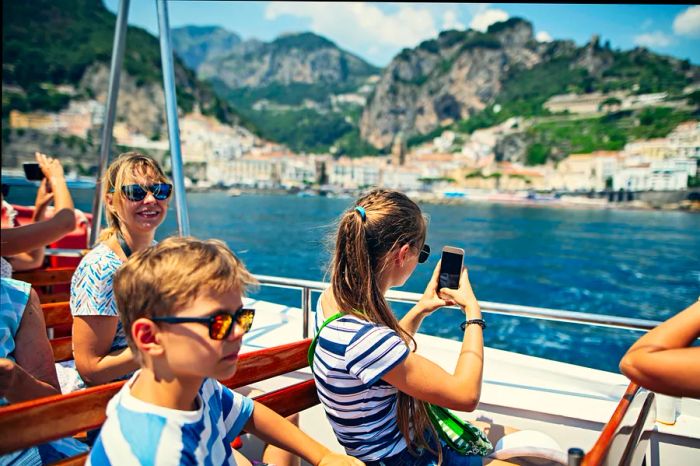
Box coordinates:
[418,244,430,264]
[150,306,255,340]
[110,183,173,202]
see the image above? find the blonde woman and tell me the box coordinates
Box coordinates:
[69,152,172,388]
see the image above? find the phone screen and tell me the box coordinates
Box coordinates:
[23,163,45,181]
[439,248,463,290]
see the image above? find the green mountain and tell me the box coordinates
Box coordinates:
[171,29,381,154]
[171,26,241,72]
[362,18,700,150]
[2,0,249,130]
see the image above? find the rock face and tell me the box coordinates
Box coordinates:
[172,26,242,71]
[360,18,542,148]
[192,32,378,89]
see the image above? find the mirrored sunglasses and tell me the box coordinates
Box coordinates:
[151,306,255,340]
[418,243,430,264]
[117,183,173,202]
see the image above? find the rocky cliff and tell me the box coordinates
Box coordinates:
[172,26,241,71]
[194,32,379,89]
[360,17,698,149]
[360,19,543,148]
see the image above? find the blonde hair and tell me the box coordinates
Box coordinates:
[113,236,258,353]
[328,188,438,459]
[99,151,169,242]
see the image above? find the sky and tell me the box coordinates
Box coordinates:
[102,2,700,67]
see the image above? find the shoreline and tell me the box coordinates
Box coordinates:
[187,186,700,213]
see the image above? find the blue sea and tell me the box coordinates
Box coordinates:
[5,181,700,373]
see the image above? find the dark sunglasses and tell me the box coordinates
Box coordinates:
[150,306,255,340]
[1,184,8,198]
[418,243,430,264]
[110,183,173,202]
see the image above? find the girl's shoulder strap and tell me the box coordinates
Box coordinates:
[307,312,344,367]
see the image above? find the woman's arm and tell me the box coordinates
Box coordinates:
[0,153,75,257]
[619,300,700,398]
[245,401,364,466]
[0,289,60,402]
[399,261,450,335]
[385,267,484,411]
[72,316,139,386]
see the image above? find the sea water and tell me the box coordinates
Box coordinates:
[5,184,700,372]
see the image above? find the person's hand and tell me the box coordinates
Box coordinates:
[35,178,55,209]
[439,266,481,319]
[35,152,65,180]
[317,452,364,466]
[0,358,18,398]
[416,260,452,314]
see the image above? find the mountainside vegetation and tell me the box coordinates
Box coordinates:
[2,0,250,130]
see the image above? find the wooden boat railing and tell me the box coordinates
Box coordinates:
[0,339,317,465]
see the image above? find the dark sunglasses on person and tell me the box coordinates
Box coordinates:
[418,243,430,264]
[150,305,255,340]
[111,183,173,202]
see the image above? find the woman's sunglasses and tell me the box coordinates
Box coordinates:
[150,306,255,340]
[111,183,173,202]
[418,244,430,264]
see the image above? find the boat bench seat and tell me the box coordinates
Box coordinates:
[0,340,317,465]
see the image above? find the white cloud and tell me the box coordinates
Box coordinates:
[442,9,465,31]
[673,5,700,38]
[641,18,653,30]
[265,2,437,51]
[633,31,674,48]
[536,31,553,43]
[469,8,509,32]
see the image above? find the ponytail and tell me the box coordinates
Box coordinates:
[329,189,439,460]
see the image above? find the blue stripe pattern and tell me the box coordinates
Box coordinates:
[88,374,254,465]
[312,302,410,461]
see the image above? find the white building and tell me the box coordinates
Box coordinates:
[613,159,690,191]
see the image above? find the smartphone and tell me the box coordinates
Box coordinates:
[438,246,464,290]
[23,162,45,181]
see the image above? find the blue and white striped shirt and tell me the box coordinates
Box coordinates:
[87,372,254,466]
[312,303,410,461]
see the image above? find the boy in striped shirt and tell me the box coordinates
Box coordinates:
[87,237,363,466]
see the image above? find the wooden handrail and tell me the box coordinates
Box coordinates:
[14,267,76,287]
[0,339,312,454]
[581,382,640,466]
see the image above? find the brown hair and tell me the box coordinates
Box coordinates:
[113,236,258,353]
[99,151,169,242]
[328,188,438,458]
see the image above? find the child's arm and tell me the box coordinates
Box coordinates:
[244,401,364,466]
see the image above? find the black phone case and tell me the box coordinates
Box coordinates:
[23,163,45,181]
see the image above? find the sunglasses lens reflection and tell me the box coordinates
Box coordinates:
[211,314,234,340]
[237,309,255,333]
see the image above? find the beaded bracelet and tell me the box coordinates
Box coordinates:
[460,318,486,331]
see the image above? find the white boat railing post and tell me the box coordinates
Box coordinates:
[156,0,190,236]
[90,0,130,246]
[302,287,312,339]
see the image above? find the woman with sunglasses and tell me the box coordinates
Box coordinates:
[311,189,491,465]
[67,152,173,389]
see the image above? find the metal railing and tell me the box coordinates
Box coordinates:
[41,250,662,338]
[254,274,661,338]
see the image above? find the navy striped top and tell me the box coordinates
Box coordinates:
[312,302,410,461]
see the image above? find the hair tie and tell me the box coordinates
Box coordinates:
[354,206,366,222]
